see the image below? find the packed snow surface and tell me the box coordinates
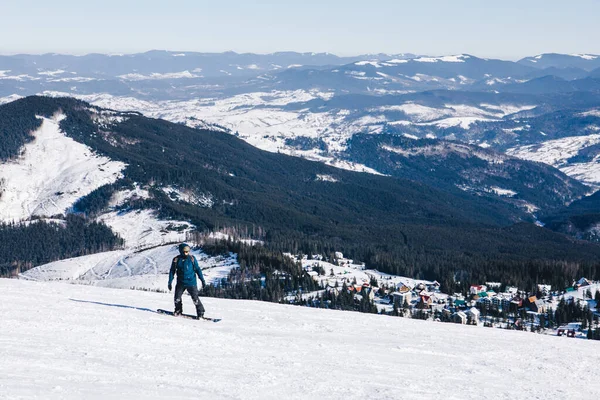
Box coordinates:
[1,279,599,399]
[0,114,126,222]
[96,209,194,249]
[20,244,238,290]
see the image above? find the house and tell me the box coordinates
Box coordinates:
[427,281,441,292]
[506,286,518,295]
[529,300,548,313]
[576,277,591,287]
[478,296,493,309]
[466,307,480,324]
[397,284,412,293]
[418,293,433,308]
[392,291,412,307]
[454,299,467,308]
[361,286,375,301]
[537,284,551,295]
[307,270,319,280]
[470,285,487,295]
[454,311,467,324]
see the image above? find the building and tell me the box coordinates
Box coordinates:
[454,311,467,324]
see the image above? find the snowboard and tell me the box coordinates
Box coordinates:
[157,309,221,322]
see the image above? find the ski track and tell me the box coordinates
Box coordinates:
[1,279,600,399]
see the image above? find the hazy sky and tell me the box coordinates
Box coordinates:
[1,0,598,59]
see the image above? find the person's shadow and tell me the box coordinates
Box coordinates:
[69,298,156,313]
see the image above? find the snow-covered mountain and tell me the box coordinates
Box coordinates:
[2,51,599,99]
[518,53,600,71]
[2,278,599,399]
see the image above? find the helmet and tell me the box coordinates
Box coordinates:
[178,243,191,256]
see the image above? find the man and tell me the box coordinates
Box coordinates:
[168,243,207,319]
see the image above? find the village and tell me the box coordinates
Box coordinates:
[291,252,600,340]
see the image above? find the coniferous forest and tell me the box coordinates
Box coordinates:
[2,96,600,298]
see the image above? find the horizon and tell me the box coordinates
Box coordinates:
[2,1,599,60]
[1,49,599,62]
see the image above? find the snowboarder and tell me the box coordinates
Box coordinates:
[168,243,207,318]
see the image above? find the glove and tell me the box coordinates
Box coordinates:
[168,284,172,291]
[201,280,206,287]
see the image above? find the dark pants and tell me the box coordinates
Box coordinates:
[174,284,205,317]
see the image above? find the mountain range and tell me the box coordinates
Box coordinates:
[2,96,600,289]
[2,50,600,286]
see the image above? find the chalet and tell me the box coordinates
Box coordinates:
[419,292,433,308]
[392,291,412,306]
[529,299,548,313]
[397,284,412,294]
[426,281,441,292]
[576,277,591,287]
[527,295,537,304]
[466,307,480,324]
[470,285,487,295]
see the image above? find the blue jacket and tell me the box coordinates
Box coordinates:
[169,254,205,287]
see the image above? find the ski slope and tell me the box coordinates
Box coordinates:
[19,244,238,291]
[0,114,126,222]
[1,279,599,399]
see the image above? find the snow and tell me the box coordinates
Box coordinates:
[117,71,201,80]
[382,143,506,165]
[385,58,409,64]
[413,55,469,63]
[479,104,537,116]
[48,91,383,172]
[0,93,23,105]
[489,187,517,197]
[579,109,600,118]
[0,114,126,222]
[506,134,600,184]
[419,116,495,129]
[108,187,150,207]
[315,174,338,182]
[2,278,599,398]
[161,186,214,208]
[570,54,598,60]
[96,209,194,249]
[37,69,67,76]
[20,244,238,289]
[354,61,382,68]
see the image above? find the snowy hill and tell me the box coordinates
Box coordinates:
[20,244,238,291]
[0,113,125,222]
[1,278,599,399]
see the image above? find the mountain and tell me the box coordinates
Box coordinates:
[541,191,600,241]
[343,134,588,213]
[3,96,600,288]
[4,279,598,398]
[499,76,600,94]
[2,51,598,99]
[518,53,600,71]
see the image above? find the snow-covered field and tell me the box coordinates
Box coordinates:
[507,134,600,184]
[0,114,125,222]
[20,244,238,290]
[1,278,599,399]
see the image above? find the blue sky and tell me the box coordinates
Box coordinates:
[1,0,598,59]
